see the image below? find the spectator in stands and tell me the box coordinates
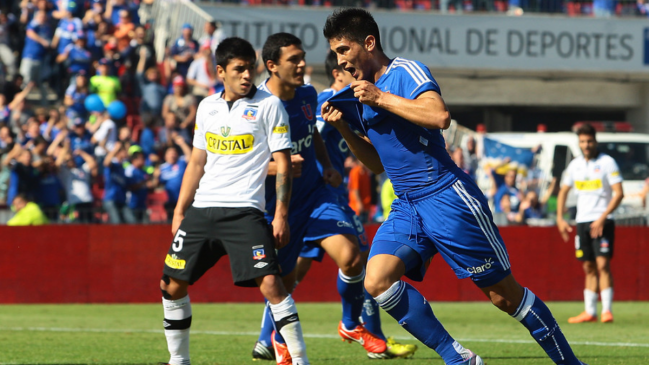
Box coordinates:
[129,25,156,73]
[593,0,615,17]
[51,6,83,57]
[162,75,196,134]
[66,117,94,166]
[87,104,117,160]
[125,149,159,222]
[102,141,134,223]
[187,42,221,102]
[87,20,110,60]
[514,190,544,224]
[0,126,16,204]
[3,144,38,204]
[348,157,373,223]
[494,169,522,217]
[170,23,199,78]
[34,155,62,221]
[463,135,479,179]
[1,82,33,129]
[452,146,474,178]
[199,20,225,54]
[136,47,165,116]
[2,74,24,105]
[0,10,17,80]
[158,112,191,149]
[158,140,190,223]
[90,58,121,107]
[114,9,135,52]
[105,0,133,26]
[64,74,89,120]
[20,10,51,103]
[56,34,91,87]
[7,193,49,226]
[41,108,65,141]
[53,135,98,222]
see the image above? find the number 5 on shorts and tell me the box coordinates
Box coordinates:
[173,230,187,252]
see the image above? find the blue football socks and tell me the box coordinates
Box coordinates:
[374,281,466,365]
[258,302,275,347]
[512,288,581,365]
[362,289,386,341]
[337,269,365,330]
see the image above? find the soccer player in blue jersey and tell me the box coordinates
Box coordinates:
[253,33,388,363]
[321,8,588,365]
[295,50,417,360]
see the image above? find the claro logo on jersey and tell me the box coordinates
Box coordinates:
[291,124,314,154]
[575,179,602,191]
[206,132,254,155]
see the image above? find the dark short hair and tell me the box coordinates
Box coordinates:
[262,32,302,73]
[576,123,596,138]
[34,135,48,145]
[130,151,144,161]
[323,8,383,53]
[325,50,343,86]
[215,37,256,69]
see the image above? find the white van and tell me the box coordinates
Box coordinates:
[484,132,649,208]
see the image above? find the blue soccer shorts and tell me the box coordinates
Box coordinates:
[269,188,357,275]
[300,194,370,262]
[369,174,511,288]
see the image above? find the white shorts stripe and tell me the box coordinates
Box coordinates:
[456,181,511,269]
[452,182,510,270]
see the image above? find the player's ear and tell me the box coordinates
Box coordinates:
[364,35,376,52]
[216,64,225,79]
[266,59,278,74]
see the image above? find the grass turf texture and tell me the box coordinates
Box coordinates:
[0,302,647,364]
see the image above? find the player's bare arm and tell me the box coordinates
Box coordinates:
[313,128,342,187]
[321,101,384,174]
[272,149,292,248]
[556,184,573,242]
[267,154,304,178]
[590,182,623,239]
[172,148,206,235]
[351,80,451,130]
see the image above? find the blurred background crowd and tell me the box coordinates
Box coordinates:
[0,0,646,226]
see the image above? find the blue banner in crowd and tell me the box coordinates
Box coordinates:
[483,137,535,167]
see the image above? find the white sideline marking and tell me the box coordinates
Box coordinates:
[3,327,649,348]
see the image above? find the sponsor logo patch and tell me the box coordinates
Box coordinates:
[206,132,254,155]
[165,254,186,269]
[575,179,602,191]
[254,262,269,269]
[273,123,289,134]
[467,258,494,274]
[576,249,584,258]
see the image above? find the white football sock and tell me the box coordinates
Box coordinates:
[600,287,613,313]
[584,289,598,316]
[270,295,309,365]
[163,296,192,365]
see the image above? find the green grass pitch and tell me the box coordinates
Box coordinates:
[1,302,647,364]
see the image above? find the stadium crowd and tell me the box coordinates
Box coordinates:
[0,0,593,226]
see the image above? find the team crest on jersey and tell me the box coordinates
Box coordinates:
[242,107,258,120]
[594,166,601,173]
[252,245,266,260]
[301,104,313,120]
[221,126,231,137]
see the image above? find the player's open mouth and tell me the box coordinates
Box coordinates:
[346,67,358,78]
[241,83,251,89]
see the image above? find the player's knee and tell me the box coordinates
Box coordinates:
[489,293,518,314]
[160,275,188,300]
[583,261,597,275]
[364,273,392,298]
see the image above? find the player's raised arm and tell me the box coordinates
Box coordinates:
[351,81,451,130]
[271,149,292,248]
[171,147,206,235]
[321,101,384,174]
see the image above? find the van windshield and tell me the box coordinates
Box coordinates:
[600,142,649,181]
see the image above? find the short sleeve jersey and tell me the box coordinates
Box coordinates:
[342,57,457,197]
[192,86,291,211]
[54,17,83,54]
[316,88,349,199]
[258,81,322,215]
[561,153,623,223]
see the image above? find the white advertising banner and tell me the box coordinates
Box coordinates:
[200,5,649,73]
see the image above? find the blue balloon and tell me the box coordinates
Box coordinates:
[84,94,105,113]
[107,100,127,120]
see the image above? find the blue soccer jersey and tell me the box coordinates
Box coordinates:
[316,88,349,199]
[259,81,324,216]
[342,58,458,197]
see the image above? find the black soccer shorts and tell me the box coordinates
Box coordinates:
[162,206,280,287]
[575,219,615,262]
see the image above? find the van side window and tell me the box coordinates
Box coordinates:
[552,145,572,178]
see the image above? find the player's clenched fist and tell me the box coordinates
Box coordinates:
[351,80,383,107]
[321,101,346,130]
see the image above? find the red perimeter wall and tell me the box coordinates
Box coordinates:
[1,225,647,303]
